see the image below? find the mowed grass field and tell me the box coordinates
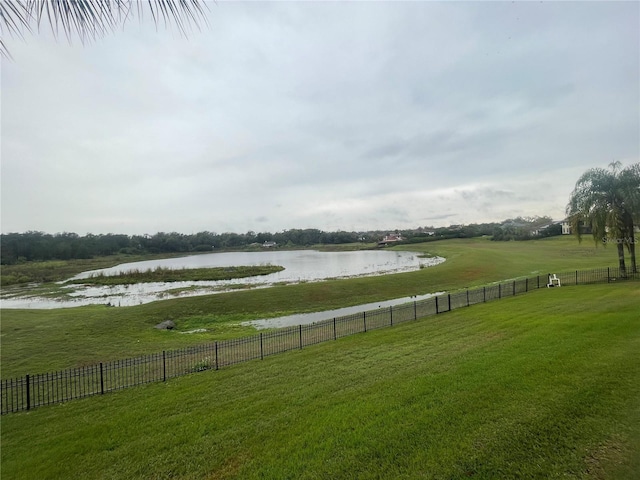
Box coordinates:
[0,236,631,376]
[1,283,639,479]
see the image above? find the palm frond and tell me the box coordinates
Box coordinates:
[1,0,209,58]
[567,161,640,259]
[619,164,640,222]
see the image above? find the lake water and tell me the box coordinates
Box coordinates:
[1,250,444,309]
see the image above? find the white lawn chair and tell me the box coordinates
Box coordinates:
[547,274,561,288]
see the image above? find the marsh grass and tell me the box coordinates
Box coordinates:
[1,283,638,479]
[68,265,284,286]
[0,253,196,286]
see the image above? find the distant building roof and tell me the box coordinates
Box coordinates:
[378,234,403,246]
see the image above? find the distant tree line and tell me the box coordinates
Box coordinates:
[0,230,367,264]
[0,218,562,265]
[490,216,562,241]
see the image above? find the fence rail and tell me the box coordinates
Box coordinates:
[2,266,637,415]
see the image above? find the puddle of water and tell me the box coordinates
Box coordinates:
[244,292,444,329]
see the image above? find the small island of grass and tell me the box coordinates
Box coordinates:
[68,265,285,286]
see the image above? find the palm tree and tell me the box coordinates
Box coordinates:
[1,0,208,58]
[566,162,640,276]
[618,163,640,272]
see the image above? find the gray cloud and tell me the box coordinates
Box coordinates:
[1,1,638,234]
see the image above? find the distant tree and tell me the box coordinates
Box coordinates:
[219,232,243,248]
[566,162,640,274]
[491,216,560,241]
[1,0,208,58]
[255,232,273,244]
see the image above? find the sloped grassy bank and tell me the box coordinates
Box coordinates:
[0,236,626,376]
[2,283,639,479]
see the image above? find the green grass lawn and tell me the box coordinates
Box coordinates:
[1,283,639,479]
[0,236,630,377]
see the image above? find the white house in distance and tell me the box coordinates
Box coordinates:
[378,233,403,246]
[560,219,596,236]
[529,220,565,236]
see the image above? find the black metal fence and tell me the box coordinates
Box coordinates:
[2,266,637,415]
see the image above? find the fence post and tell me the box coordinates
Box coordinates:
[447,294,451,311]
[390,306,393,326]
[435,296,439,313]
[499,284,502,299]
[162,351,167,381]
[576,270,578,285]
[214,342,219,371]
[526,278,528,292]
[100,363,104,395]
[513,281,516,296]
[26,374,30,411]
[260,333,264,360]
[333,318,337,340]
[363,312,367,333]
[414,301,417,319]
[483,287,486,302]
[299,325,303,350]
[466,289,470,307]
[607,267,610,283]
[537,275,540,289]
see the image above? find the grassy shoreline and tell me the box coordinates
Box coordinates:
[2,283,638,479]
[0,251,210,286]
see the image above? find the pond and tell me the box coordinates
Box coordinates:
[1,250,445,309]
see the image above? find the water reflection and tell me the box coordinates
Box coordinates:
[2,250,444,309]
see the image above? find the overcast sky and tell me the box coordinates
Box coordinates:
[2,1,638,235]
